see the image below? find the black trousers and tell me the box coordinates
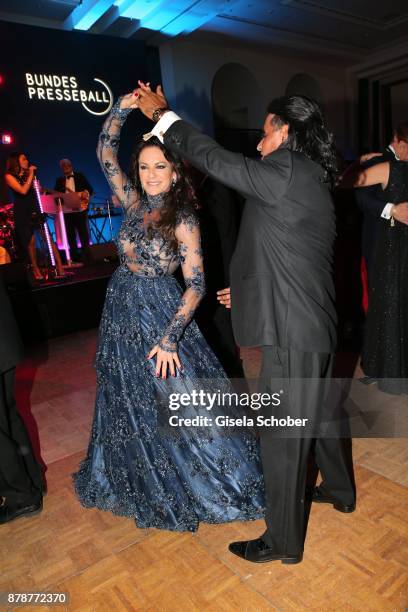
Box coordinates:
[65,211,91,262]
[259,346,355,555]
[0,368,43,504]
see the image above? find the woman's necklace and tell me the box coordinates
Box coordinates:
[143,192,166,228]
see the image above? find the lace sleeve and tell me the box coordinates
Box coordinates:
[158,213,206,352]
[96,100,139,211]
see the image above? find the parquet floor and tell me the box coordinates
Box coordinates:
[1,330,407,611]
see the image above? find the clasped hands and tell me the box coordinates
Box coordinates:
[119,81,168,120]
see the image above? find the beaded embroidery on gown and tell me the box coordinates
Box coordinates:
[362,160,408,394]
[73,102,265,531]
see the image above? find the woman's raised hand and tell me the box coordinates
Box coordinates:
[147,344,182,379]
[119,85,150,110]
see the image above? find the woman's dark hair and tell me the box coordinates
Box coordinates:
[395,121,408,143]
[5,151,24,176]
[267,95,338,185]
[129,137,198,250]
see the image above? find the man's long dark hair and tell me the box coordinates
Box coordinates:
[129,137,198,250]
[267,96,338,185]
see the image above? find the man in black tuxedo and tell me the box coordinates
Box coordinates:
[136,85,355,564]
[355,130,408,282]
[54,159,93,263]
[0,276,43,523]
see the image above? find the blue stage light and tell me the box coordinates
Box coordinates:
[118,0,164,20]
[140,1,192,31]
[68,0,115,31]
[160,0,241,36]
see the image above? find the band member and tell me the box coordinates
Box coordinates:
[5,152,65,280]
[54,159,93,263]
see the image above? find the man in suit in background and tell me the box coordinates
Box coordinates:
[0,276,43,524]
[355,124,408,282]
[136,85,356,564]
[54,159,93,264]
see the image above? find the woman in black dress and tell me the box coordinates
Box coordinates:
[353,136,408,394]
[5,152,64,280]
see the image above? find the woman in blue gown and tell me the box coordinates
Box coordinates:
[73,92,264,532]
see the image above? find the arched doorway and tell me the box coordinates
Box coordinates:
[285,73,324,105]
[212,63,261,155]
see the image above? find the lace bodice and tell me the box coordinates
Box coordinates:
[97,101,206,352]
[117,193,180,276]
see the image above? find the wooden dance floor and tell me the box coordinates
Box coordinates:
[1,330,407,611]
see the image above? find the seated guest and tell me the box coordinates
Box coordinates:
[54,159,93,264]
[0,275,43,524]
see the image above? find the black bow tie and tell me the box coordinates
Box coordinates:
[66,174,74,179]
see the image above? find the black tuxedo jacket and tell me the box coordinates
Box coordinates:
[0,276,24,372]
[164,122,337,352]
[54,171,93,195]
[355,147,395,272]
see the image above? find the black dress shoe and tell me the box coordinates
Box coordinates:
[312,486,355,513]
[0,498,43,525]
[229,537,303,564]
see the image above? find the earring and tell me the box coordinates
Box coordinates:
[172,178,177,187]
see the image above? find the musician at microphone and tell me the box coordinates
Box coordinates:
[5,152,65,280]
[54,159,93,264]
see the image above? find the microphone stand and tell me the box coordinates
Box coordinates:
[106,198,113,240]
[33,175,57,277]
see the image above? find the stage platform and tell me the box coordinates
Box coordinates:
[0,260,118,342]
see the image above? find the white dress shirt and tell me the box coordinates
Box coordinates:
[65,174,76,193]
[144,111,181,143]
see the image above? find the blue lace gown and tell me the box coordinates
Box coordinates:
[73,102,264,531]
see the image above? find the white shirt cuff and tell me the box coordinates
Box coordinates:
[143,111,182,143]
[381,203,394,219]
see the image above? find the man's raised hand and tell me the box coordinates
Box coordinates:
[135,82,168,121]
